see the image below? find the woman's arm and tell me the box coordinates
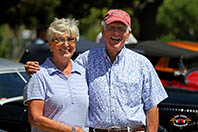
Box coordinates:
[28,100,86,132]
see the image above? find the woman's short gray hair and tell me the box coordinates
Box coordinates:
[101,21,131,33]
[46,18,80,41]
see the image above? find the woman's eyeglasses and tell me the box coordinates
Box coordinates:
[52,37,75,44]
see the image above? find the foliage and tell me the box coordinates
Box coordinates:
[0,0,139,60]
[4,0,197,60]
[80,8,107,41]
[0,24,31,61]
[0,0,60,28]
[156,0,198,42]
[0,25,12,58]
[0,0,60,60]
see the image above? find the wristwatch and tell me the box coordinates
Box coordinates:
[72,127,76,132]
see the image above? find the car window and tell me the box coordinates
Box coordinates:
[0,72,27,98]
[21,72,30,82]
[184,57,198,69]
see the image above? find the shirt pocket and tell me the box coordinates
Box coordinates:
[116,74,142,107]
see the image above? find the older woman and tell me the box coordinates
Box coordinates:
[23,18,89,132]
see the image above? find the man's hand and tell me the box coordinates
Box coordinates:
[25,61,40,77]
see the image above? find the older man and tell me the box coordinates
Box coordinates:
[25,9,168,132]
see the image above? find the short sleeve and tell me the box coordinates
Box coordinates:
[142,59,168,110]
[23,73,45,105]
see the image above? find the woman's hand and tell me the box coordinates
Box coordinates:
[76,127,87,132]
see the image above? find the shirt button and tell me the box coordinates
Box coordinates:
[102,107,106,111]
[112,96,115,99]
[112,110,115,112]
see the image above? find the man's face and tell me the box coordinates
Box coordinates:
[103,21,130,53]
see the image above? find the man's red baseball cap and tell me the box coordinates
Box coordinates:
[104,9,131,26]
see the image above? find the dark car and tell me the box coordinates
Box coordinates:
[127,40,198,131]
[19,39,102,65]
[168,41,198,52]
[159,87,198,132]
[126,40,198,91]
[72,39,102,59]
[0,58,30,132]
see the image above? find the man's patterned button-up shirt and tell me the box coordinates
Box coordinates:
[75,46,168,129]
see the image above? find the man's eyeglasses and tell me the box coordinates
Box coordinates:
[106,26,127,33]
[52,37,75,44]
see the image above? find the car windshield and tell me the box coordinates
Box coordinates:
[0,72,28,98]
[21,72,29,81]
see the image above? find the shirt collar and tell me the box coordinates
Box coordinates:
[42,57,81,75]
[103,46,126,64]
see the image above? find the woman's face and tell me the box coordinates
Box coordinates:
[49,34,76,60]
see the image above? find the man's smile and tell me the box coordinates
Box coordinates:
[111,37,121,42]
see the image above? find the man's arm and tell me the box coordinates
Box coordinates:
[25,61,40,77]
[146,105,159,132]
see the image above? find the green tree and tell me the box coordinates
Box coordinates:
[156,0,198,42]
[0,0,60,28]
[53,0,163,41]
[0,0,165,60]
[0,0,60,60]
